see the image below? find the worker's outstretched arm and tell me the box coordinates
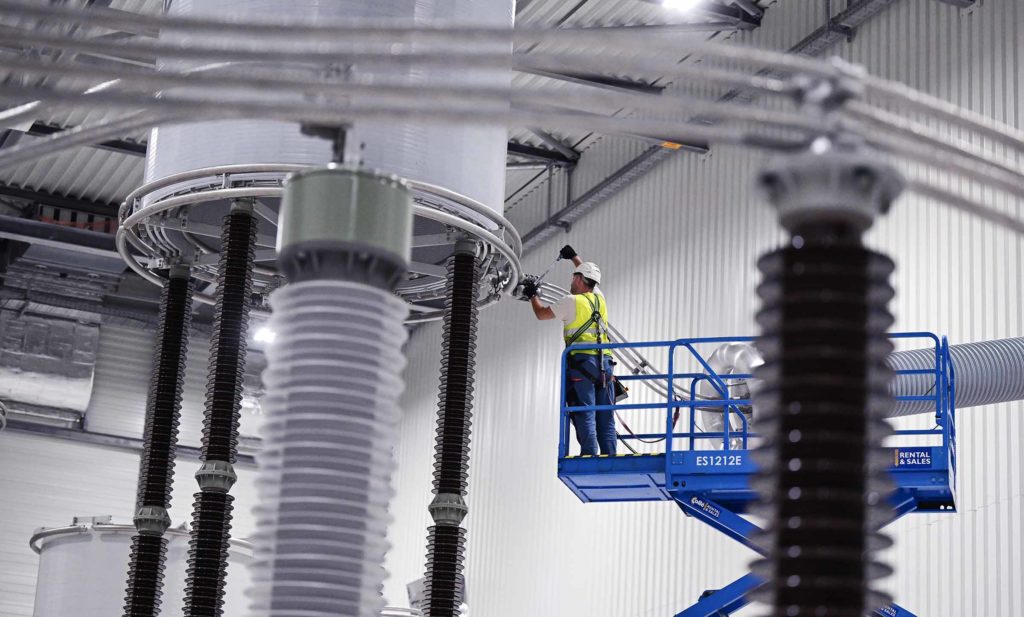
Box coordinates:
[560,244,583,267]
[531,295,556,320]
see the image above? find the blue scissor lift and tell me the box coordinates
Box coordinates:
[557,333,957,617]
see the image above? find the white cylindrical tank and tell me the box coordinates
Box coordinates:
[31,523,252,617]
[146,0,512,214]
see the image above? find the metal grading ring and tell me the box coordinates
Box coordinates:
[29,522,254,555]
[117,163,523,323]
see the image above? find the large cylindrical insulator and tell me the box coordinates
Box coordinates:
[147,0,512,215]
[124,267,194,617]
[183,204,257,617]
[751,147,904,617]
[248,167,412,617]
[423,243,481,617]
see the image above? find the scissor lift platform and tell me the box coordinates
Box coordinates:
[556,334,957,617]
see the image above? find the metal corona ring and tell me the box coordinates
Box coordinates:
[117,163,523,324]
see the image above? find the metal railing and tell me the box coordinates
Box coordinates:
[557,333,956,469]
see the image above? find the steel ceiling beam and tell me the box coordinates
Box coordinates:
[789,0,899,56]
[0,213,119,258]
[521,145,669,251]
[518,0,902,256]
[517,67,665,95]
[508,141,578,167]
[0,183,120,217]
[691,2,762,29]
[22,121,147,156]
[579,21,749,34]
[639,0,761,30]
[528,128,580,162]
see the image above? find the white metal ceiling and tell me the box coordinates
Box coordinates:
[0,0,766,207]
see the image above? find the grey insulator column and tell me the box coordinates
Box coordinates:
[751,143,904,617]
[247,167,412,617]
[123,266,194,617]
[889,337,1024,416]
[183,202,258,617]
[422,240,481,617]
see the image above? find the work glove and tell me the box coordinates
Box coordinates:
[521,280,539,299]
[559,244,577,260]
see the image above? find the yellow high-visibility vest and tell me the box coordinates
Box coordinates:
[563,292,609,356]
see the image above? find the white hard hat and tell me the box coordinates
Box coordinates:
[573,262,602,285]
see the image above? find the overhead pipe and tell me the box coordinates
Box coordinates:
[247,167,412,617]
[123,266,194,617]
[182,201,258,617]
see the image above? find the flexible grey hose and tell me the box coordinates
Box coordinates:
[890,337,1024,416]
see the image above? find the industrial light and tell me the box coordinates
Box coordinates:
[253,325,276,343]
[662,0,702,12]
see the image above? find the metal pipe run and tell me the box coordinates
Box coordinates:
[123,266,194,617]
[423,240,481,617]
[182,203,258,617]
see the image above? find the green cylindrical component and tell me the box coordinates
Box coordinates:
[278,166,413,266]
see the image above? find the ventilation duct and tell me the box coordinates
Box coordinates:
[0,308,99,413]
[697,336,1024,431]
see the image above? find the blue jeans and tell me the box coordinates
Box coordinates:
[565,354,617,456]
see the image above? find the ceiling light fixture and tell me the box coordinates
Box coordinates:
[253,325,276,344]
[662,0,702,12]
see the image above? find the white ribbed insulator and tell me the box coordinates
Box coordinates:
[247,280,409,617]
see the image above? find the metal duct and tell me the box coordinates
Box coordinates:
[888,337,1024,416]
[0,308,99,413]
[696,342,760,448]
[698,337,1024,421]
[148,0,511,214]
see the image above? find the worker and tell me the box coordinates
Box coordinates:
[521,244,617,456]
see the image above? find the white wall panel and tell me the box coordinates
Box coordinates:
[387,1,1024,616]
[85,326,263,446]
[0,431,258,617]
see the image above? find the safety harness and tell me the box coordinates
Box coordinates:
[564,292,609,388]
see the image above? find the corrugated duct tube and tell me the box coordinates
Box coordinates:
[247,168,412,617]
[699,337,1024,418]
[889,337,1024,416]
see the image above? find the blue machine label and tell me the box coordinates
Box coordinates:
[894,447,932,467]
[877,606,897,617]
[689,496,721,519]
[695,454,744,467]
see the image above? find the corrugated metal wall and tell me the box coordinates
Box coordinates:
[386,1,1024,616]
